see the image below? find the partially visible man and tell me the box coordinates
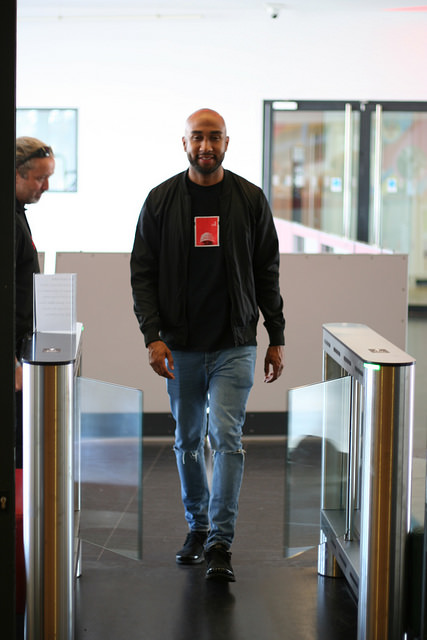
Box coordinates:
[15,137,55,467]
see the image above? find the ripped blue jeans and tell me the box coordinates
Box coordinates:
[167,346,257,550]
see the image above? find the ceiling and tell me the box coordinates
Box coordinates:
[17,0,427,20]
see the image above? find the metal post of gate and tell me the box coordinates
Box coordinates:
[319,323,415,640]
[22,328,82,640]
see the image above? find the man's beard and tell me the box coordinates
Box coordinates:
[187,152,225,175]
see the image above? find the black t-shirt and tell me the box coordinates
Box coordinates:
[185,176,235,351]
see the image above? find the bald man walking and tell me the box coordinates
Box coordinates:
[131,109,285,582]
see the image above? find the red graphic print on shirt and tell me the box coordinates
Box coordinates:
[194,216,219,247]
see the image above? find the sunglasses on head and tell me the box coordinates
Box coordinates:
[17,146,53,166]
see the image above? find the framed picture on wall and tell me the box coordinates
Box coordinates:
[16,108,78,192]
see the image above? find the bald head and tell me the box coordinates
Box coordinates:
[184,109,227,137]
[183,108,229,186]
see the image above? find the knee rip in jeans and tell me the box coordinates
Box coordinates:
[211,448,246,457]
[174,446,203,465]
[174,446,245,464]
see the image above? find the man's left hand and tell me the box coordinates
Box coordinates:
[264,345,285,383]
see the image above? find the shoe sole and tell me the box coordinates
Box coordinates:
[205,569,236,582]
[176,555,205,565]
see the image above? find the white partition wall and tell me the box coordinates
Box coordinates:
[250,253,408,413]
[55,253,408,418]
[55,252,165,406]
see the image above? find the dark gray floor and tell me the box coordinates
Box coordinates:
[75,438,357,640]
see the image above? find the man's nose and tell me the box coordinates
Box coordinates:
[200,137,213,152]
[42,177,49,192]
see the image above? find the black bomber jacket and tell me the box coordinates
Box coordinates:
[130,169,285,349]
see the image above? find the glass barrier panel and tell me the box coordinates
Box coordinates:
[285,376,351,557]
[76,377,143,560]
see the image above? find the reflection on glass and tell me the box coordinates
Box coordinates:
[271,109,360,239]
[285,376,351,557]
[76,377,143,560]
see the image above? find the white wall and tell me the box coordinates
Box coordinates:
[17,7,427,258]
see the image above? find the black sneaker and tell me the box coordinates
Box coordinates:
[176,531,207,564]
[205,544,236,582]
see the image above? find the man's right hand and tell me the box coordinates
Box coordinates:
[147,340,175,379]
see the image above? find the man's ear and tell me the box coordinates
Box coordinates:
[182,136,187,152]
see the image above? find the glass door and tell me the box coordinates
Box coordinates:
[368,105,427,300]
[264,101,360,240]
[264,100,427,306]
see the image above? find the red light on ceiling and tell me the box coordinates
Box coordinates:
[385,5,427,10]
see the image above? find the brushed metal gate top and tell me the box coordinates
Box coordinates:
[323,323,415,382]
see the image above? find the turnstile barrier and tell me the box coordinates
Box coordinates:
[22,329,82,640]
[319,323,415,640]
[21,327,143,639]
